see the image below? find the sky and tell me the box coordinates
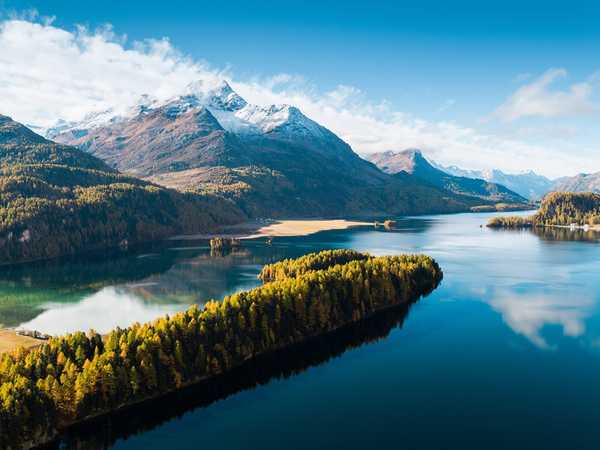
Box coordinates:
[1,0,600,178]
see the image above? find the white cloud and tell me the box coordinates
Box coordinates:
[494,68,598,121]
[0,19,227,126]
[0,19,597,178]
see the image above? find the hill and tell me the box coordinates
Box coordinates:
[488,192,600,228]
[366,149,526,204]
[0,114,244,265]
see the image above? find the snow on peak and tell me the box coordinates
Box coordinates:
[44,77,327,141]
[45,108,121,139]
[184,79,247,112]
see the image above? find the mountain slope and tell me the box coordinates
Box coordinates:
[0,115,111,171]
[366,149,526,204]
[50,81,525,217]
[434,161,554,200]
[552,172,600,194]
[0,114,243,265]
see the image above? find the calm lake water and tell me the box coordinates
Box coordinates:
[4,211,600,449]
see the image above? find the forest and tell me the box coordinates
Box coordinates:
[0,250,442,449]
[487,192,600,229]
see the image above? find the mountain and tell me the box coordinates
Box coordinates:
[433,161,554,200]
[50,81,525,218]
[0,115,111,171]
[0,114,243,265]
[552,172,600,194]
[365,149,526,204]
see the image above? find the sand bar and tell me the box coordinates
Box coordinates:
[171,219,373,240]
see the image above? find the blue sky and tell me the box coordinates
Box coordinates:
[1,0,600,177]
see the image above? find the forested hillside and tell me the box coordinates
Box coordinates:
[534,192,600,225]
[0,115,244,265]
[0,250,443,448]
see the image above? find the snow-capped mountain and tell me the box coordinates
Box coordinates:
[48,80,528,217]
[45,94,160,141]
[49,79,381,176]
[432,162,554,200]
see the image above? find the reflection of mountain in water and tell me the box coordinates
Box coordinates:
[53,302,413,449]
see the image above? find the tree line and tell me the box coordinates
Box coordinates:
[0,164,244,265]
[487,192,600,229]
[0,250,442,449]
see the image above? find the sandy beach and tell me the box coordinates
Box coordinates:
[0,329,43,354]
[170,219,374,240]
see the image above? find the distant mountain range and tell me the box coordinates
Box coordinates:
[432,163,554,200]
[436,161,600,200]
[48,80,524,217]
[366,148,600,201]
[366,149,526,204]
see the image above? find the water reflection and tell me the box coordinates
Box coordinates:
[18,287,187,335]
[488,289,595,349]
[1,229,362,331]
[46,302,413,450]
[532,226,600,243]
[3,212,600,346]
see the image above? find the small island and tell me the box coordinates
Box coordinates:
[0,250,442,449]
[487,192,600,230]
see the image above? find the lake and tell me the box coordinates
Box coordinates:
[4,211,600,449]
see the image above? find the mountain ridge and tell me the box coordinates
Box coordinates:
[365,149,527,204]
[431,160,554,200]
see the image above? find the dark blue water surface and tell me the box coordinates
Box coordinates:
[5,211,600,450]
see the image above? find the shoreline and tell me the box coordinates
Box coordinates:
[170,219,374,240]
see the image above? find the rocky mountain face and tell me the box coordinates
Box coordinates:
[51,81,385,182]
[49,81,525,218]
[366,149,527,204]
[434,161,554,200]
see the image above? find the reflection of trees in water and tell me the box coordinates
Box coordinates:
[489,226,600,243]
[51,303,413,449]
[382,217,437,233]
[0,245,183,326]
[125,244,300,303]
[0,244,180,289]
[531,227,600,243]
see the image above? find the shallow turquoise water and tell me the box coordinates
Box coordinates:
[6,211,600,449]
